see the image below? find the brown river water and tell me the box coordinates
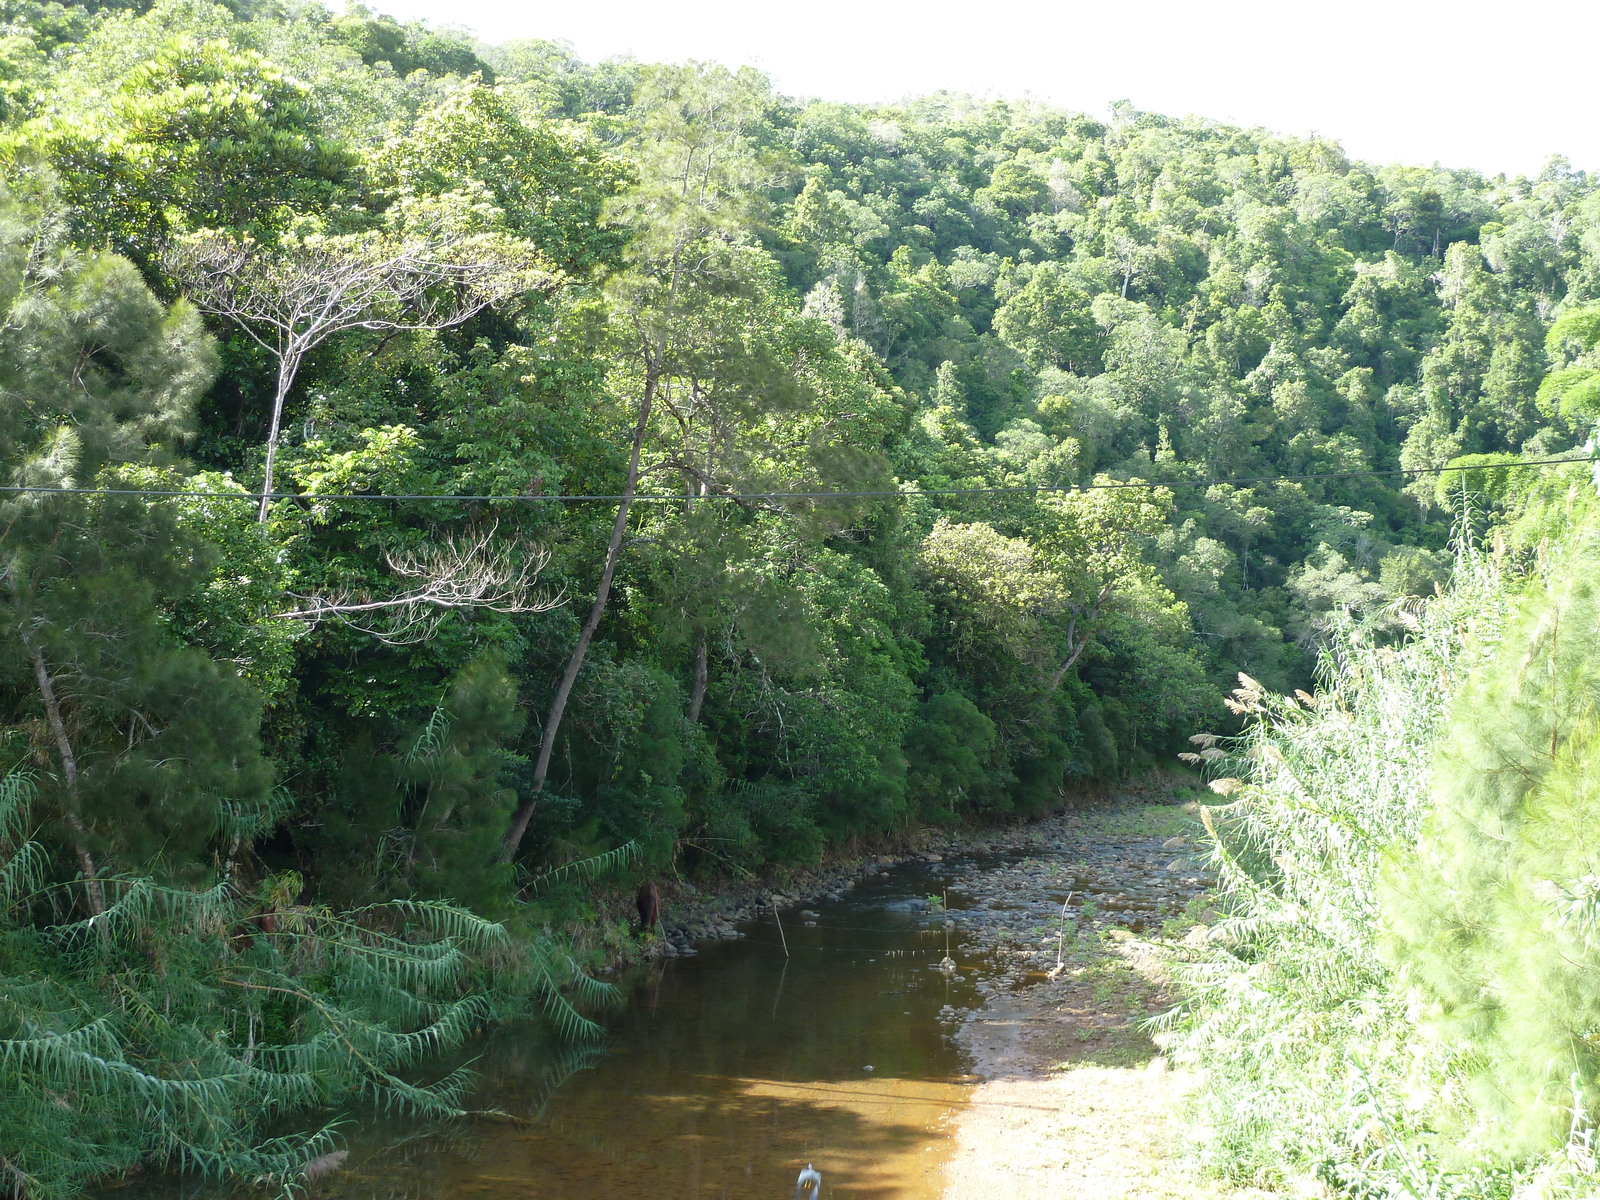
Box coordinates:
[116,861,994,1200]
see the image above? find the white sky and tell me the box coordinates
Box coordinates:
[366,0,1596,179]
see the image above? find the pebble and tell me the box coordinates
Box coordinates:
[630,792,1213,968]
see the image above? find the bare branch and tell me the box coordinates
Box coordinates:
[164,227,553,521]
[274,526,563,645]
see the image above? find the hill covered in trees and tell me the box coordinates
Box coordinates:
[4,0,1600,1193]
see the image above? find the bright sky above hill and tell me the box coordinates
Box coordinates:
[365,0,1596,180]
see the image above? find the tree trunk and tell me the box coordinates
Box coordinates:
[1049,645,1087,692]
[687,628,709,723]
[26,639,105,918]
[497,378,656,862]
[1049,617,1084,693]
[257,354,297,523]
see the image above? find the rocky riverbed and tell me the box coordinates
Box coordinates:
[628,780,1214,963]
[605,781,1278,1199]
[932,789,1277,1200]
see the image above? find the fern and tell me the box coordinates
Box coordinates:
[521,838,640,894]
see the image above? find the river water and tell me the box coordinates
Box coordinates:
[310,861,986,1200]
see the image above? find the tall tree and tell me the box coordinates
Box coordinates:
[498,62,783,860]
[0,182,269,911]
[165,219,545,520]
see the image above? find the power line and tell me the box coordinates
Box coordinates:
[0,455,1589,506]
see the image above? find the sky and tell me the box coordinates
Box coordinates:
[363,0,1597,180]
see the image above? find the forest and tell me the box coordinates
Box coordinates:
[4,0,1600,1194]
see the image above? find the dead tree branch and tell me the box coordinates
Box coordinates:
[274,526,562,645]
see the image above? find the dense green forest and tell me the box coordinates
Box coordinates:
[4,0,1600,1193]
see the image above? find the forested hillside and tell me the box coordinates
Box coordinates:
[4,0,1600,1193]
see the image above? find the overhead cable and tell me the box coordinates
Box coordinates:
[0,454,1588,505]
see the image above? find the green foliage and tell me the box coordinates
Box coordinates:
[1388,522,1600,1159]
[0,763,609,1199]
[14,11,1600,1192]
[1537,306,1600,421]
[369,78,628,276]
[905,691,997,823]
[328,6,490,81]
[14,35,352,251]
[0,177,212,481]
[0,179,272,879]
[1169,554,1521,1195]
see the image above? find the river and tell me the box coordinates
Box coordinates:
[315,860,984,1200]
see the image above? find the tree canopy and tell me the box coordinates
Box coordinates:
[4,0,1600,1191]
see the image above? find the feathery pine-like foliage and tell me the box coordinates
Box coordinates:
[1388,502,1600,1161]
[1173,503,1600,1197]
[0,765,611,1200]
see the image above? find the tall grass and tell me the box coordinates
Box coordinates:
[1163,547,1569,1198]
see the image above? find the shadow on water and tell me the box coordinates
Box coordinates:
[112,864,990,1200]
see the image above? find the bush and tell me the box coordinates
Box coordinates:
[1168,549,1527,1196]
[1388,522,1600,1160]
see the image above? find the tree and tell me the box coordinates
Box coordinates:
[165,220,546,520]
[0,764,603,1198]
[370,78,628,276]
[904,691,997,822]
[917,517,1063,674]
[0,181,269,911]
[15,36,352,253]
[497,62,786,861]
[993,261,1101,373]
[1030,482,1172,688]
[1536,304,1600,423]
[1387,519,1600,1155]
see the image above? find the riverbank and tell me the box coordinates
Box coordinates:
[293,782,1256,1200]
[931,787,1278,1200]
[601,783,1120,963]
[571,779,1278,1199]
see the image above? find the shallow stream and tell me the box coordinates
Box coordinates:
[104,827,1199,1200]
[316,861,986,1200]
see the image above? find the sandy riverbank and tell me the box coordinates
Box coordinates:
[932,792,1276,1200]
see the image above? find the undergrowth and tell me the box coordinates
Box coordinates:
[1168,498,1600,1198]
[1163,546,1543,1198]
[0,769,614,1200]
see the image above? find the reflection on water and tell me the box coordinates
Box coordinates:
[330,868,980,1200]
[112,867,984,1200]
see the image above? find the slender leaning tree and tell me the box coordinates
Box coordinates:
[497,63,781,861]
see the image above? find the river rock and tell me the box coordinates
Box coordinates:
[887,898,928,912]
